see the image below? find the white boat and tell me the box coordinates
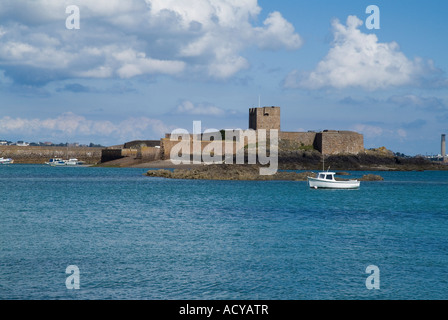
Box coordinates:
[307,171,360,189]
[66,158,81,166]
[50,159,68,166]
[0,157,14,164]
[46,158,63,165]
[49,158,85,166]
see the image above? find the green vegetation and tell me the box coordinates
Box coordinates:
[298,143,314,151]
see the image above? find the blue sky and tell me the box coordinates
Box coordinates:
[0,0,447,155]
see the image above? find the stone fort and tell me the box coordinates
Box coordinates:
[249,106,364,155]
[101,106,364,163]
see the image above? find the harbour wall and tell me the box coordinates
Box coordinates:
[0,146,103,164]
[101,146,161,163]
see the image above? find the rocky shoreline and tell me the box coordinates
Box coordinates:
[145,164,385,181]
[96,146,448,174]
[143,147,445,181]
[276,149,447,171]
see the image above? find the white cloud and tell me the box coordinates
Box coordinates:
[353,124,384,138]
[353,123,408,140]
[0,0,302,83]
[0,112,170,142]
[285,15,430,90]
[255,11,303,50]
[113,49,186,78]
[397,129,407,138]
[175,100,227,116]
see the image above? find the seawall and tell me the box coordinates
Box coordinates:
[0,146,103,164]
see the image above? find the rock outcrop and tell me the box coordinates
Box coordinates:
[145,164,384,182]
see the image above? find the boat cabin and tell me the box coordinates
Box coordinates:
[316,172,336,181]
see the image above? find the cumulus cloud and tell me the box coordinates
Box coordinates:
[0,0,302,84]
[175,100,225,116]
[285,15,436,90]
[0,112,170,142]
[353,124,384,138]
[174,100,238,117]
[353,123,408,141]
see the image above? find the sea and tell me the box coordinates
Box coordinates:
[1,164,447,300]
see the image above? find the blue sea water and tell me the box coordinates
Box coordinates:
[0,164,447,300]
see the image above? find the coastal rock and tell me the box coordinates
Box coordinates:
[359,174,384,181]
[146,164,314,181]
[146,165,385,182]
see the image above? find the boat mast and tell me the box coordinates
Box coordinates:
[322,154,324,171]
[322,153,330,172]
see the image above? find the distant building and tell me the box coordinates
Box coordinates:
[16,141,30,147]
[442,134,446,162]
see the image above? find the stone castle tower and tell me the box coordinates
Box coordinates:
[247,106,364,155]
[249,106,280,131]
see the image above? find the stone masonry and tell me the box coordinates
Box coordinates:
[249,106,281,131]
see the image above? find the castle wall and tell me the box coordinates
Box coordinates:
[101,149,123,163]
[316,131,364,155]
[101,148,138,163]
[138,146,161,161]
[100,107,365,164]
[161,138,242,160]
[279,132,317,147]
[161,130,365,159]
[124,140,160,149]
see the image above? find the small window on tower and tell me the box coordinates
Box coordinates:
[264,113,269,116]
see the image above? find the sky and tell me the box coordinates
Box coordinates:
[0,0,447,155]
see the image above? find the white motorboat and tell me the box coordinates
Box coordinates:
[47,158,85,166]
[50,159,68,166]
[46,158,63,165]
[307,171,360,189]
[0,157,14,164]
[66,158,81,166]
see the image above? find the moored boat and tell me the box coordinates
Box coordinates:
[46,158,63,165]
[66,158,82,166]
[49,158,85,166]
[307,171,360,189]
[0,157,14,164]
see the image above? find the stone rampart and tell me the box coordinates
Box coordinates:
[315,131,364,155]
[101,148,138,163]
[161,138,242,160]
[279,132,317,147]
[138,147,161,161]
[123,140,160,149]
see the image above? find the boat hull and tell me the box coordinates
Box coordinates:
[307,177,360,189]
